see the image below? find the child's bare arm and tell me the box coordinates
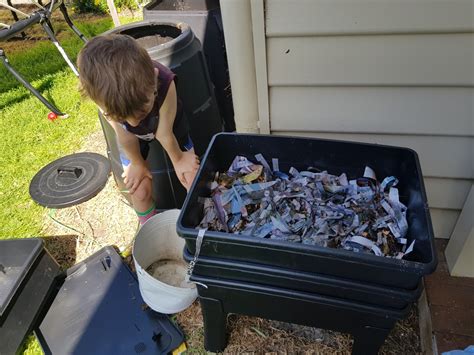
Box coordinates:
[109,120,151,193]
[109,120,143,162]
[155,81,199,189]
[155,81,182,162]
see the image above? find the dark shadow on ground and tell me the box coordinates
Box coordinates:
[0,76,55,111]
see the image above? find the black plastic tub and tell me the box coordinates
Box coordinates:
[183,248,422,310]
[191,274,409,354]
[177,133,437,289]
[0,239,59,355]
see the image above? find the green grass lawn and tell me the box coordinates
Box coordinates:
[0,10,141,354]
[0,69,99,239]
[1,18,110,93]
[0,14,139,93]
[0,13,139,240]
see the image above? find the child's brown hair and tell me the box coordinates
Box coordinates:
[77,34,156,121]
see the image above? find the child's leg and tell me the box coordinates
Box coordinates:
[120,147,157,225]
[131,177,157,225]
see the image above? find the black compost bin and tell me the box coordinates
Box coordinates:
[177,133,437,289]
[183,248,423,310]
[190,275,410,355]
[144,0,235,131]
[101,21,223,210]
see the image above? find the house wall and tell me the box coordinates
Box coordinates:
[258,0,474,239]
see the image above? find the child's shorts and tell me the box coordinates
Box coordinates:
[119,134,194,168]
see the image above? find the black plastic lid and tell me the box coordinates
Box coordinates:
[29,152,111,208]
[0,238,43,317]
[36,246,184,354]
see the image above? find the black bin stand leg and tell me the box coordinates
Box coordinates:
[40,19,79,77]
[352,326,391,355]
[0,49,64,116]
[59,3,87,43]
[199,296,228,352]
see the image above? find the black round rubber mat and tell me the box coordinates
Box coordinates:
[29,152,111,208]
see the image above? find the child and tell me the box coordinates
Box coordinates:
[77,34,199,225]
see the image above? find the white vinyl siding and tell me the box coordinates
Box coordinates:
[266,0,474,36]
[263,0,474,239]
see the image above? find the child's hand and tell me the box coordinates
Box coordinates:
[122,162,152,194]
[174,150,200,190]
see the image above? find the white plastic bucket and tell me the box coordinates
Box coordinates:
[133,209,197,314]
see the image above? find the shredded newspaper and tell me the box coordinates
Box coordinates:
[197,155,415,259]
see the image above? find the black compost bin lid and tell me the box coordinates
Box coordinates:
[1,240,184,354]
[0,238,43,317]
[29,152,111,208]
[36,246,184,354]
